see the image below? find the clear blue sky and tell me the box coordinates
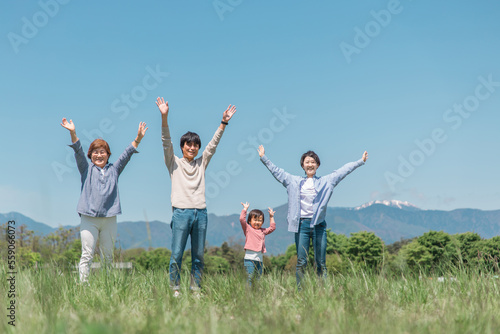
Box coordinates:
[1,0,499,227]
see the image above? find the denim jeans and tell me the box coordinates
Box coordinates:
[295,218,327,288]
[169,208,207,290]
[244,259,263,286]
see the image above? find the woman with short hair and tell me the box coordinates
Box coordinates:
[61,118,147,283]
[258,145,368,288]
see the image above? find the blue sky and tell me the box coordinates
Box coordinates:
[1,0,499,227]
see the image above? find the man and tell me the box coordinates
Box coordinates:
[156,97,236,296]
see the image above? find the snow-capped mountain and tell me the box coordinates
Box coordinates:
[354,200,420,211]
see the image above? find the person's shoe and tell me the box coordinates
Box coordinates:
[173,290,181,298]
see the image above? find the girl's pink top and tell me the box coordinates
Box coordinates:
[239,209,276,253]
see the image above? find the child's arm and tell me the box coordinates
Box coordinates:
[239,202,249,234]
[263,207,276,235]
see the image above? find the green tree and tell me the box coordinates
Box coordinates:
[416,231,454,269]
[62,239,82,267]
[454,232,482,266]
[326,230,349,255]
[18,247,42,268]
[399,240,433,272]
[204,255,231,274]
[136,248,171,271]
[347,231,384,270]
[471,236,500,271]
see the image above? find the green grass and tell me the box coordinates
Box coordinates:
[1,266,499,334]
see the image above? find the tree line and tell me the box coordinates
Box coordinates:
[2,223,499,275]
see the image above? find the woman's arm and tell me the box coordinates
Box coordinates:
[328,151,368,187]
[61,118,88,175]
[258,145,292,187]
[114,122,147,175]
[60,118,78,143]
[131,122,148,149]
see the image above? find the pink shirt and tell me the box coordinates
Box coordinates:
[240,209,276,253]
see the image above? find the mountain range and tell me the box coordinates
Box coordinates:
[2,200,500,255]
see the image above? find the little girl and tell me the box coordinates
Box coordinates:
[239,202,276,286]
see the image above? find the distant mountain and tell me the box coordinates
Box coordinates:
[3,201,500,255]
[0,212,66,235]
[353,200,420,211]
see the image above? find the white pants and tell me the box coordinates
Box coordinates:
[79,215,117,282]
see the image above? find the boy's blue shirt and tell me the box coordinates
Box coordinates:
[260,155,365,233]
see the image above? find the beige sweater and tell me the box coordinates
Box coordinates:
[162,125,224,209]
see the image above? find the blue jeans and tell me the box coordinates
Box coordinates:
[169,208,207,290]
[244,259,263,286]
[295,219,327,288]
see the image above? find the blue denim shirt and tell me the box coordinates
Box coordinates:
[260,155,365,233]
[69,140,138,217]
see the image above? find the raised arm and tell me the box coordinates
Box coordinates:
[113,122,146,175]
[258,145,292,187]
[202,105,237,167]
[239,202,249,234]
[61,118,88,175]
[157,97,175,171]
[156,97,169,127]
[328,151,368,187]
[219,104,237,130]
[131,122,148,149]
[61,118,79,143]
[263,207,276,235]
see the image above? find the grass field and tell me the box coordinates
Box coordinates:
[1,266,499,334]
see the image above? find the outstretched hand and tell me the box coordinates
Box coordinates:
[156,97,169,116]
[268,207,275,218]
[241,202,250,211]
[137,122,148,141]
[258,145,265,158]
[362,151,368,162]
[61,118,75,132]
[222,105,237,123]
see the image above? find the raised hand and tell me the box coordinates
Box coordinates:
[137,122,148,141]
[241,202,250,211]
[61,118,75,132]
[258,145,265,158]
[156,97,169,116]
[61,118,78,143]
[362,151,368,162]
[222,105,237,123]
[268,207,275,218]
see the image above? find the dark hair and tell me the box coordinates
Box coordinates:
[300,150,320,168]
[180,131,201,150]
[87,139,111,162]
[247,209,264,224]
